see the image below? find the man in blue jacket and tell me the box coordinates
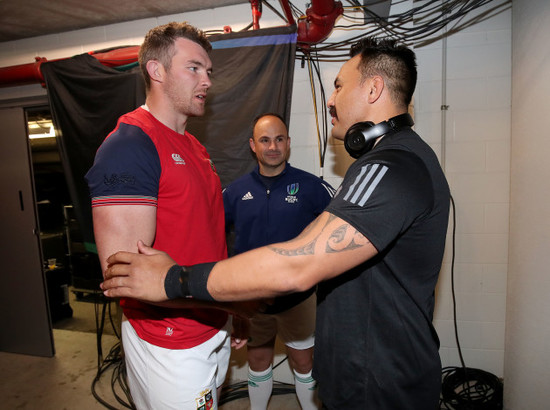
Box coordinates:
[223,113,334,409]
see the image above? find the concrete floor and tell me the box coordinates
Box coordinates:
[0,329,121,410]
[0,295,302,409]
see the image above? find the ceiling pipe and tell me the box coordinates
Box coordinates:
[0,57,50,88]
[295,0,343,50]
[250,0,262,30]
[277,0,296,26]
[0,0,342,88]
[0,46,142,88]
[89,45,141,67]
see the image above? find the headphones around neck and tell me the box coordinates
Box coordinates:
[344,113,414,158]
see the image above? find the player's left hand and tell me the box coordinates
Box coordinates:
[101,240,175,302]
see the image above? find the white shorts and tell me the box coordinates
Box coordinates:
[121,318,231,410]
[247,293,316,350]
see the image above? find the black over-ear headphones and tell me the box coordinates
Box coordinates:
[344,113,414,158]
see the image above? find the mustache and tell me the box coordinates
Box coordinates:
[329,106,337,118]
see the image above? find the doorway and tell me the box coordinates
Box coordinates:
[26,105,119,338]
[0,97,118,358]
[0,102,54,356]
[0,97,125,407]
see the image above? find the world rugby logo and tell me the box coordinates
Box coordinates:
[285,183,299,203]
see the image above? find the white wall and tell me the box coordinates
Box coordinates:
[415,4,512,378]
[504,0,550,408]
[0,0,513,387]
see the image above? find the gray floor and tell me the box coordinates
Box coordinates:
[0,293,302,409]
[0,329,120,410]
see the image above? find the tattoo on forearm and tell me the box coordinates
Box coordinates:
[269,239,316,256]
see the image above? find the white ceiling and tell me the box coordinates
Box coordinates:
[0,0,251,43]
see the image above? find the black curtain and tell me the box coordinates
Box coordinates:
[188,24,297,187]
[41,53,146,250]
[41,25,297,249]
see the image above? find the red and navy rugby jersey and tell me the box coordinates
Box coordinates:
[86,107,228,349]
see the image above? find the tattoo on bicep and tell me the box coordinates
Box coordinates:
[326,224,369,253]
[268,214,368,257]
[293,213,336,241]
[269,215,334,256]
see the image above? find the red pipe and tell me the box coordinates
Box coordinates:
[296,0,343,49]
[250,0,262,30]
[0,57,49,87]
[0,0,341,88]
[278,0,296,26]
[88,45,141,67]
[0,47,141,88]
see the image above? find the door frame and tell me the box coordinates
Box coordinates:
[0,95,55,357]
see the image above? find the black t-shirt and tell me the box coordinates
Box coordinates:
[314,128,450,409]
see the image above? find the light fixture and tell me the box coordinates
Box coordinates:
[28,120,56,139]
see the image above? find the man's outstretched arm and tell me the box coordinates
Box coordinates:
[102,211,378,302]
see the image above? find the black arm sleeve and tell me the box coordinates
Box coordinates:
[164,262,217,301]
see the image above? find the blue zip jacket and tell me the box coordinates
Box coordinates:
[223,163,335,313]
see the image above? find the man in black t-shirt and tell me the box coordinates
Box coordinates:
[101,37,450,410]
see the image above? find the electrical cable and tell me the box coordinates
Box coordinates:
[261,0,289,23]
[262,0,304,24]
[90,294,135,409]
[261,1,509,194]
[287,0,511,59]
[439,196,503,409]
[306,54,325,174]
[298,47,331,175]
[308,54,330,169]
[92,341,134,410]
[441,366,503,410]
[108,299,120,340]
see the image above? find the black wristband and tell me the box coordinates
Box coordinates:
[163,262,216,301]
[188,262,216,301]
[165,264,190,299]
